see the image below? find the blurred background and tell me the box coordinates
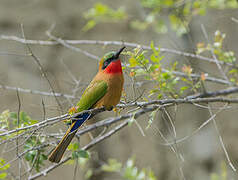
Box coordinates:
[1,0,238,179]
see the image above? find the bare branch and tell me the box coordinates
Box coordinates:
[163,69,231,85]
[186,87,238,99]
[1,95,238,138]
[46,26,99,60]
[0,84,77,99]
[0,35,234,66]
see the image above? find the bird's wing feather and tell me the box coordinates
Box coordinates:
[76,80,108,111]
[48,80,108,163]
[69,80,108,132]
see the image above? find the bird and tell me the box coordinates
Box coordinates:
[48,46,125,163]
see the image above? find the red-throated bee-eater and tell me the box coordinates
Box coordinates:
[48,47,125,163]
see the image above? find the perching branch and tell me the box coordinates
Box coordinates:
[25,93,238,178]
[1,95,238,139]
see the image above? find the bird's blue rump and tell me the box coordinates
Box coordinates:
[70,112,91,133]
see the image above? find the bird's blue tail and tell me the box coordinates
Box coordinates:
[48,112,91,163]
[70,112,91,132]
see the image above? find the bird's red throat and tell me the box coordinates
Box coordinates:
[104,59,122,74]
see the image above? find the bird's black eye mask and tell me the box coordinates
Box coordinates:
[102,46,126,70]
[102,56,114,70]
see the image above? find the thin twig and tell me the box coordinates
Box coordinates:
[163,105,226,146]
[0,51,30,57]
[16,89,21,179]
[201,24,231,85]
[208,105,236,172]
[0,84,78,99]
[20,24,63,114]
[46,25,99,61]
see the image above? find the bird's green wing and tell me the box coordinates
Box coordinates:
[76,80,108,112]
[48,80,107,163]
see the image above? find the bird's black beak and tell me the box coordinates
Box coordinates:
[114,46,126,59]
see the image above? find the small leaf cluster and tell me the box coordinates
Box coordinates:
[11,111,38,127]
[197,30,236,63]
[68,142,90,160]
[101,158,157,180]
[24,136,47,172]
[66,142,90,168]
[0,110,45,172]
[180,65,203,94]
[127,42,180,99]
[82,1,238,35]
[0,158,10,179]
[0,110,10,131]
[210,162,227,180]
[0,110,38,139]
[82,3,127,32]
[66,143,91,178]
[197,30,238,84]
[139,0,237,35]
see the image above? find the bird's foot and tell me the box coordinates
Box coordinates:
[104,106,113,111]
[113,107,122,115]
[68,106,79,115]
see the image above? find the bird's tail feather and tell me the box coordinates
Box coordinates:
[48,113,90,163]
[48,126,77,163]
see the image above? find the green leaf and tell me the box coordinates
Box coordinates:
[78,150,90,158]
[0,173,7,179]
[0,110,10,129]
[68,142,79,151]
[24,135,46,172]
[82,20,96,32]
[102,159,122,172]
[11,111,38,127]
[155,20,168,33]
[129,57,138,67]
[72,150,90,159]
[0,158,9,179]
[130,20,148,31]
[95,3,108,14]
[169,14,187,36]
[147,169,157,180]
[180,86,189,92]
[83,2,127,31]
[85,169,93,179]
[0,158,10,171]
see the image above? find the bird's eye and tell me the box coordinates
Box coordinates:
[102,60,109,69]
[102,55,115,70]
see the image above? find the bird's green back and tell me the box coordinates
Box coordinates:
[75,80,108,112]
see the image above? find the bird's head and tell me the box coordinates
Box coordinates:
[99,46,125,74]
